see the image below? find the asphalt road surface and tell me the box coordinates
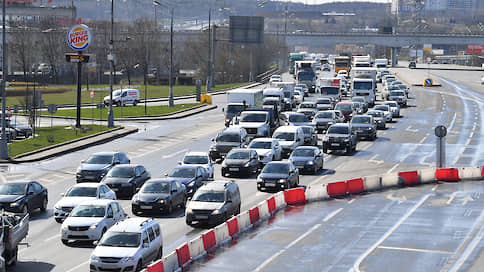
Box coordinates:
[1,64,482,272]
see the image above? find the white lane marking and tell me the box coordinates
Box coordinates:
[419,134,429,144]
[348,199,355,204]
[308,169,332,186]
[253,208,343,272]
[161,148,189,159]
[386,163,400,174]
[377,245,453,255]
[448,210,484,272]
[466,139,471,146]
[432,184,439,191]
[6,174,25,179]
[351,194,430,272]
[448,113,457,132]
[469,131,474,138]
[369,154,378,161]
[44,234,61,242]
[65,260,89,272]
[405,126,418,133]
[447,192,458,205]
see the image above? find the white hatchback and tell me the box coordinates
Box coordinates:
[247,137,283,163]
[179,151,214,178]
[61,199,126,244]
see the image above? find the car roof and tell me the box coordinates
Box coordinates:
[145,178,176,183]
[222,127,244,133]
[330,123,350,128]
[229,148,250,153]
[336,102,352,105]
[109,218,157,233]
[92,152,118,156]
[352,115,372,119]
[175,165,199,170]
[201,180,236,191]
[185,152,208,157]
[266,161,292,166]
[275,126,300,132]
[73,183,103,188]
[4,180,32,185]
[78,199,116,206]
[251,137,274,142]
[111,164,138,169]
[294,146,318,151]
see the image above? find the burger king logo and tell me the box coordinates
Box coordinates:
[67,24,92,51]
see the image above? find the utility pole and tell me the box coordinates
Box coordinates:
[168,8,174,107]
[0,0,8,159]
[206,8,211,92]
[211,24,216,88]
[107,0,115,128]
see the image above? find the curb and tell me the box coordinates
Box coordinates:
[2,126,138,163]
[144,165,484,272]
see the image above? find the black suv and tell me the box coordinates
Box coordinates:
[185,180,241,227]
[221,149,261,177]
[76,152,131,183]
[209,127,248,161]
[408,61,416,69]
[322,124,357,155]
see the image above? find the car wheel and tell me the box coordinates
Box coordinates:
[133,100,137,106]
[157,247,163,259]
[313,166,318,174]
[186,218,193,226]
[323,147,328,154]
[100,228,107,240]
[21,205,28,215]
[345,146,352,155]
[61,239,69,245]
[55,218,63,223]
[181,196,187,208]
[135,260,143,272]
[166,202,173,215]
[40,197,48,212]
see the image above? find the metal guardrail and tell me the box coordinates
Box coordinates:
[255,68,280,83]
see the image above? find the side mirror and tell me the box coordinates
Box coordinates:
[171,189,177,194]
[211,138,215,141]
[143,242,149,248]
[60,193,65,197]
[100,193,106,198]
[107,213,113,218]
[226,199,232,203]
[222,107,225,112]
[136,187,140,193]
[28,191,34,195]
[93,241,99,246]
[81,160,85,163]
[177,161,182,165]
[164,173,168,177]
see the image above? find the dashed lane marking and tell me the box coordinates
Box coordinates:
[377,246,453,255]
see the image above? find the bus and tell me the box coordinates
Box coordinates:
[334,56,350,75]
[289,53,304,75]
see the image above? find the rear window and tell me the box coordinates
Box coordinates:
[328,126,349,134]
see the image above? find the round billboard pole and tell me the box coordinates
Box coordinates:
[67,24,92,128]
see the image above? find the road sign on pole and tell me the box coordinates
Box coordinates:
[424,78,433,87]
[435,125,447,168]
[90,89,94,99]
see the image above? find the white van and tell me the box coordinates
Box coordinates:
[272,126,305,158]
[90,218,163,272]
[104,88,140,106]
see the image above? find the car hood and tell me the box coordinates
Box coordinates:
[290,157,313,162]
[297,109,315,113]
[171,177,195,185]
[259,173,289,179]
[187,201,224,210]
[277,140,296,148]
[93,246,139,259]
[351,124,372,128]
[289,122,312,126]
[0,195,23,203]
[13,124,31,130]
[327,133,350,137]
[63,216,104,227]
[239,122,266,128]
[224,159,249,166]
[55,197,96,208]
[137,193,170,202]
[316,105,332,110]
[79,164,110,171]
[250,149,271,157]
[313,118,334,123]
[103,177,132,184]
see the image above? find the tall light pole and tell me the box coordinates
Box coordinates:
[107,0,115,128]
[206,8,211,93]
[168,8,174,107]
[0,0,8,158]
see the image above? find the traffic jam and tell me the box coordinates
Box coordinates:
[0,53,414,272]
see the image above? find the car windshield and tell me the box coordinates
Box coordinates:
[335,104,351,111]
[192,190,225,202]
[226,104,245,114]
[183,155,208,164]
[328,126,349,134]
[284,92,291,98]
[352,116,371,124]
[248,141,271,149]
[292,149,315,157]
[85,155,113,165]
[274,132,295,141]
[397,84,407,89]
[368,111,383,117]
[353,81,373,90]
[141,182,170,194]
[294,91,301,96]
[262,163,289,174]
[386,102,398,107]
[375,106,388,111]
[216,133,240,142]
[301,127,312,134]
[227,151,250,159]
[289,115,308,123]
[169,168,196,178]
[317,99,331,104]
[99,232,141,248]
[316,112,334,119]
[113,90,121,96]
[320,87,339,95]
[70,204,106,217]
[299,103,315,109]
[263,100,277,105]
[107,167,135,178]
[240,113,267,122]
[65,187,97,197]
[0,184,26,195]
[391,91,405,96]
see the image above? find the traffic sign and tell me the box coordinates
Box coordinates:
[67,24,92,51]
[90,89,94,99]
[435,125,447,138]
[66,53,90,63]
[7,107,11,118]
[424,78,433,87]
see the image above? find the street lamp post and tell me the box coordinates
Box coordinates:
[0,0,8,158]
[168,8,174,107]
[107,0,115,128]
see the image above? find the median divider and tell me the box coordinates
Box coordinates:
[146,166,484,272]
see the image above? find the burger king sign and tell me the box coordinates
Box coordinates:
[67,24,92,51]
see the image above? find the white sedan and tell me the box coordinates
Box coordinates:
[247,138,283,164]
[53,183,116,223]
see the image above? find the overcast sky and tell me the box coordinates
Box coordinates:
[277,0,390,4]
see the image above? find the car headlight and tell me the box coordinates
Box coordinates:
[209,145,216,151]
[368,127,373,130]
[244,162,250,167]
[120,257,134,263]
[159,199,165,204]
[186,207,192,213]
[307,161,314,165]
[91,255,101,262]
[10,200,21,207]
[328,121,334,125]
[211,209,221,215]
[89,223,99,230]
[278,179,287,183]
[188,181,195,187]
[61,224,68,230]
[344,139,350,142]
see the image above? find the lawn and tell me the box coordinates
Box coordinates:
[41,103,201,119]
[6,82,244,106]
[9,125,116,157]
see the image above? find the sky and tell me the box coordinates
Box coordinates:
[278,0,390,4]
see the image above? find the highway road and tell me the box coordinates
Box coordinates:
[0,64,482,272]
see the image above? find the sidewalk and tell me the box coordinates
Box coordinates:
[1,104,218,163]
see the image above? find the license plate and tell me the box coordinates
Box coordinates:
[229,168,239,171]
[265,183,276,187]
[331,143,340,146]
[140,205,152,209]
[112,188,119,191]
[196,215,208,219]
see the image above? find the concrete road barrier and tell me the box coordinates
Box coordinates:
[214,222,230,244]
[188,236,205,260]
[237,211,251,231]
[381,173,402,188]
[364,175,382,191]
[257,200,270,219]
[161,251,179,272]
[458,167,482,181]
[419,168,436,184]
